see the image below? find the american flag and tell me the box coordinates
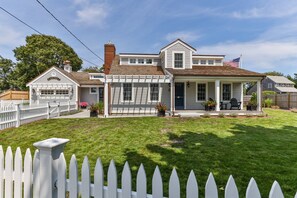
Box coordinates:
[224,57,241,68]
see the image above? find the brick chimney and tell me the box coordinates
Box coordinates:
[104,42,116,74]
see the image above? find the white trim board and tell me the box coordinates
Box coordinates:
[26,67,80,87]
[161,40,196,53]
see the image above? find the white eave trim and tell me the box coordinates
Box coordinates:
[119,54,160,58]
[26,67,80,87]
[160,40,196,53]
[193,55,225,59]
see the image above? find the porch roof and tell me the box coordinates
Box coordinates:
[166,66,266,77]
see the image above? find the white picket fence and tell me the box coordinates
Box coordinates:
[0,102,77,130]
[0,138,293,198]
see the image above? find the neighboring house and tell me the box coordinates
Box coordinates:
[247,75,297,95]
[103,39,265,116]
[27,61,105,106]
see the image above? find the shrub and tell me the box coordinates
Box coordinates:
[264,98,273,108]
[218,113,225,118]
[201,113,210,118]
[230,113,238,117]
[95,102,104,114]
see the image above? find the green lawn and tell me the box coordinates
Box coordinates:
[1,109,297,197]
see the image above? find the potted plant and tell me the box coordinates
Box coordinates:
[155,103,167,117]
[80,102,88,109]
[89,104,99,117]
[247,93,257,111]
[202,100,216,111]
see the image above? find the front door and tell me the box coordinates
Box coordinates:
[175,83,184,110]
[99,87,104,102]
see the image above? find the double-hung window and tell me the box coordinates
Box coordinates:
[174,53,183,68]
[150,83,159,102]
[123,83,133,101]
[197,83,206,101]
[222,84,231,101]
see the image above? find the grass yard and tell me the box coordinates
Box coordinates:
[1,109,297,197]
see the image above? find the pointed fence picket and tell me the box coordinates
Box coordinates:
[0,143,292,198]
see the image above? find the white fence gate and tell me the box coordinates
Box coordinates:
[0,138,293,198]
[0,102,77,130]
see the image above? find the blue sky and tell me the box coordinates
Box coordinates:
[1,0,297,75]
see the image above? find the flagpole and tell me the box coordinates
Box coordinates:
[240,54,243,68]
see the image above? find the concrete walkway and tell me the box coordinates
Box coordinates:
[56,109,90,118]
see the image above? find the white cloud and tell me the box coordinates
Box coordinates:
[0,27,24,47]
[198,40,297,73]
[165,31,201,42]
[76,3,109,26]
[231,1,297,19]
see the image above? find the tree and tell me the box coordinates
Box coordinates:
[287,74,297,88]
[82,66,101,73]
[0,56,14,92]
[264,71,284,76]
[12,34,82,89]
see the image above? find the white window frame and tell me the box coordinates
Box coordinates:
[221,83,233,102]
[200,59,207,65]
[148,83,161,102]
[90,87,98,94]
[208,60,214,65]
[268,83,273,89]
[192,59,199,65]
[121,83,134,103]
[128,58,137,64]
[172,51,185,69]
[145,58,153,64]
[196,82,208,102]
[138,58,145,64]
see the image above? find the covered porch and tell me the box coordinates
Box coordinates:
[170,77,263,114]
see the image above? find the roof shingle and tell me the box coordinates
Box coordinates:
[166,66,265,77]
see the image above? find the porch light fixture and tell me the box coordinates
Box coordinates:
[187,81,190,88]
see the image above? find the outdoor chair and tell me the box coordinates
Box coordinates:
[230,98,241,110]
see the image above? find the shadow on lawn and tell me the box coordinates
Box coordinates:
[123,124,297,198]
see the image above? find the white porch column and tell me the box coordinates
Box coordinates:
[215,80,220,111]
[257,80,262,111]
[240,82,244,110]
[170,80,175,114]
[29,86,32,106]
[104,82,109,117]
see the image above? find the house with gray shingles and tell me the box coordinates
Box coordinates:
[102,39,265,117]
[27,61,105,106]
[247,75,297,95]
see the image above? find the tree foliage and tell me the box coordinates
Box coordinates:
[287,74,297,88]
[264,71,284,76]
[12,34,82,89]
[0,56,14,92]
[82,66,101,73]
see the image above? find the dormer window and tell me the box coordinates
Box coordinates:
[174,52,184,68]
[129,59,136,64]
[208,60,214,65]
[138,59,144,64]
[200,60,206,65]
[146,59,152,64]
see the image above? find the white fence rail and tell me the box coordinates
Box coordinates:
[0,138,294,198]
[0,102,77,130]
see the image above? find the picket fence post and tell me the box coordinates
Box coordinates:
[15,104,21,127]
[47,102,50,119]
[57,102,60,117]
[33,138,69,198]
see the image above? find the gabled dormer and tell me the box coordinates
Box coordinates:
[160,39,196,69]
